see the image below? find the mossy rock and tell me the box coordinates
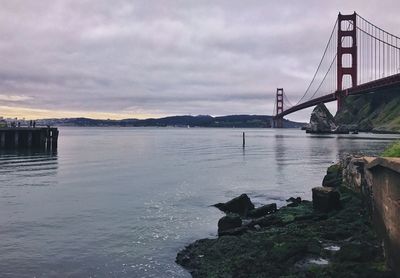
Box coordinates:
[322,164,343,187]
[336,243,381,262]
[177,187,394,277]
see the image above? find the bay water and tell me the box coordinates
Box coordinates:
[0,127,398,277]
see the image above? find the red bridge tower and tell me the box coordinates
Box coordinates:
[336,12,357,111]
[273,88,284,128]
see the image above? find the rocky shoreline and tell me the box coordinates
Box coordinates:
[176,164,395,277]
[305,102,400,134]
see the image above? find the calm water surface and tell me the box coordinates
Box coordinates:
[0,128,399,277]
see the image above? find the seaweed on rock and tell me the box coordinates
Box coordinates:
[176,187,394,278]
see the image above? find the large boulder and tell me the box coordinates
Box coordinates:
[306,103,349,134]
[218,214,242,235]
[322,164,343,188]
[312,187,341,212]
[247,214,282,228]
[247,203,277,218]
[307,103,337,133]
[213,194,255,217]
[286,197,302,207]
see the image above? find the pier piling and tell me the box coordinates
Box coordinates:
[0,127,59,150]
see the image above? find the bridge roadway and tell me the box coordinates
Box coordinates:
[275,73,400,118]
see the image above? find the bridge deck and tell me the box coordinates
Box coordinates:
[276,73,400,118]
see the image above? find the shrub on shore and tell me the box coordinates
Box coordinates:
[382,141,400,157]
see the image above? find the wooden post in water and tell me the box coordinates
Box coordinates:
[27,131,32,148]
[0,132,5,148]
[52,129,59,150]
[40,130,46,149]
[14,131,19,148]
[242,132,245,148]
[46,128,51,150]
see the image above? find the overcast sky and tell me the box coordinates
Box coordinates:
[1,0,399,120]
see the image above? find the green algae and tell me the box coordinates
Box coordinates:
[176,187,395,278]
[382,141,400,157]
[322,163,343,188]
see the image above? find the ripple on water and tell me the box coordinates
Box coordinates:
[0,152,58,187]
[0,128,397,277]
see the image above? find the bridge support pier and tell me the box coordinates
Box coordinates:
[336,90,348,111]
[273,117,283,128]
[274,88,284,128]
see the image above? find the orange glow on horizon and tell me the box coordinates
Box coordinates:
[0,105,161,120]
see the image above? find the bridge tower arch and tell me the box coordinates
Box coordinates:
[273,88,284,128]
[336,12,357,111]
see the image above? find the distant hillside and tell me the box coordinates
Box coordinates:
[335,87,400,133]
[36,115,306,128]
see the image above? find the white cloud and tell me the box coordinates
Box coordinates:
[0,0,399,120]
[0,94,33,102]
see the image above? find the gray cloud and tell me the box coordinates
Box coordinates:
[0,0,399,120]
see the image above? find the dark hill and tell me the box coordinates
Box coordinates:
[36,115,305,128]
[335,86,400,133]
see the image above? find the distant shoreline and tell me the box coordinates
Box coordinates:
[32,115,306,128]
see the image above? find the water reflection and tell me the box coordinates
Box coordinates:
[274,134,293,190]
[0,149,58,187]
[308,135,338,163]
[0,128,399,277]
[274,134,286,167]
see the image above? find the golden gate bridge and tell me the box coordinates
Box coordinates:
[273,12,400,127]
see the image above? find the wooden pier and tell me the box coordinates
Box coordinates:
[0,127,59,150]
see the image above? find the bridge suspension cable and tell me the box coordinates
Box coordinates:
[283,93,294,107]
[295,19,338,105]
[275,12,400,118]
[293,19,353,106]
[355,13,400,85]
